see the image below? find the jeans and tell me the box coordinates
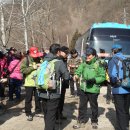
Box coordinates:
[78,90,99,123]
[113,94,130,130]
[9,78,23,100]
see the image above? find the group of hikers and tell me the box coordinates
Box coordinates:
[0,43,130,130]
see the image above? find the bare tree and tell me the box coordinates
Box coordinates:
[0,0,14,48]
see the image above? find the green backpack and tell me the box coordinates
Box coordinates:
[36,59,59,90]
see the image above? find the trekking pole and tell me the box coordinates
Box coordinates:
[73,79,80,122]
[57,77,62,130]
[59,78,62,94]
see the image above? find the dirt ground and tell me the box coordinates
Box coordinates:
[0,87,119,130]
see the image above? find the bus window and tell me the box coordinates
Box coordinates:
[89,28,130,56]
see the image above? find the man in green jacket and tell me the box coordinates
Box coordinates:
[73,47,106,129]
[20,46,43,121]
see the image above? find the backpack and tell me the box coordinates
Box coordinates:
[36,59,60,90]
[111,57,130,88]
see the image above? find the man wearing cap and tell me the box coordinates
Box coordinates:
[108,44,130,130]
[73,47,106,129]
[20,46,43,121]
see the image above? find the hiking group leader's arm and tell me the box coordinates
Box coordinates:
[55,60,70,81]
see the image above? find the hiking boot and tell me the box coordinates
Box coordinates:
[73,122,85,129]
[91,123,98,129]
[27,115,33,121]
[35,109,42,114]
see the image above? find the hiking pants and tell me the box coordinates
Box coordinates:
[106,83,112,101]
[113,94,130,130]
[0,83,5,98]
[78,90,99,123]
[58,86,66,115]
[56,80,70,119]
[42,98,60,130]
[25,87,41,116]
[9,78,22,100]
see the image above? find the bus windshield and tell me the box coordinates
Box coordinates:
[89,28,130,55]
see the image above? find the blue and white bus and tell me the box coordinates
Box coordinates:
[75,22,130,57]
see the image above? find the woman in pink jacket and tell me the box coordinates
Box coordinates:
[8,52,23,101]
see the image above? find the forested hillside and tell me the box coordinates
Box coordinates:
[0,0,130,51]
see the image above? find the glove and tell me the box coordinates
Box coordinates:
[110,77,120,86]
[86,78,96,85]
[0,78,7,83]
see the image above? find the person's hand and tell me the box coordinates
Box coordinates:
[0,78,7,83]
[32,63,37,70]
[86,78,96,85]
[73,75,79,81]
[36,63,41,68]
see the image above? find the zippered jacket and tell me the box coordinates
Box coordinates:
[75,57,106,93]
[0,56,8,78]
[20,56,37,87]
[108,52,130,94]
[8,59,23,80]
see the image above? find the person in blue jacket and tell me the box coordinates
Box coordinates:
[108,44,130,130]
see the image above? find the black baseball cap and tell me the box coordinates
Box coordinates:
[9,47,17,52]
[86,47,97,56]
[60,46,69,54]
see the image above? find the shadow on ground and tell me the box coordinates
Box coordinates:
[0,107,23,125]
[54,100,106,130]
[106,108,116,130]
[0,89,25,125]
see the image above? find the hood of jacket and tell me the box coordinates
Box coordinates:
[44,53,58,61]
[113,52,126,60]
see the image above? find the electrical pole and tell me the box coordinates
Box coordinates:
[123,8,127,24]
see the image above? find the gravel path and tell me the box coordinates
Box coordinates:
[0,87,117,130]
